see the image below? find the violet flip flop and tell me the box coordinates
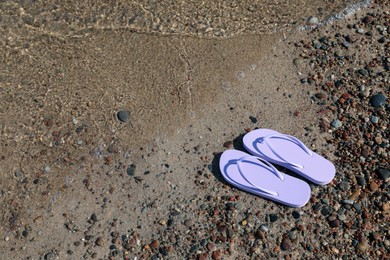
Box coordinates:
[219,150,311,207]
[243,129,336,185]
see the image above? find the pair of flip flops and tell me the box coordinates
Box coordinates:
[219,129,336,207]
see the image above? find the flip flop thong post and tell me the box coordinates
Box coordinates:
[243,129,336,185]
[219,150,311,207]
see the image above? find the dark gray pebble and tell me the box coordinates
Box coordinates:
[339,181,350,191]
[357,69,369,77]
[315,92,327,99]
[377,168,390,181]
[288,230,297,240]
[117,110,129,122]
[269,213,278,222]
[313,40,322,49]
[189,245,198,253]
[234,202,244,211]
[91,213,98,222]
[353,203,361,211]
[292,211,300,219]
[329,219,340,228]
[127,164,136,176]
[249,116,257,124]
[341,41,350,48]
[183,219,193,227]
[44,252,57,260]
[335,80,343,87]
[321,207,331,216]
[369,93,387,107]
[378,37,386,44]
[356,176,366,186]
[365,31,373,37]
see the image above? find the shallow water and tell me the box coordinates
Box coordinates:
[1,0,369,38]
[0,0,371,149]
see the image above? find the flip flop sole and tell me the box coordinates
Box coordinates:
[219,150,311,208]
[243,129,336,185]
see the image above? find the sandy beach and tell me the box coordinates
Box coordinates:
[0,0,388,259]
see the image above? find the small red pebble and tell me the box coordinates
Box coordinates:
[150,240,159,249]
[319,109,329,115]
[341,92,351,100]
[229,196,236,201]
[223,141,233,149]
[197,253,209,260]
[212,250,221,260]
[63,157,71,163]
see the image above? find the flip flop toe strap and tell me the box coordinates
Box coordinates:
[235,155,284,196]
[256,134,313,169]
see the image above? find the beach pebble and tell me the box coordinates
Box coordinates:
[370,116,379,124]
[260,225,269,232]
[308,16,319,25]
[249,116,257,123]
[377,168,389,181]
[362,16,373,24]
[117,110,129,122]
[292,211,300,219]
[343,199,354,205]
[369,93,387,107]
[150,240,159,249]
[378,36,386,43]
[331,120,342,128]
[357,69,369,77]
[223,141,233,149]
[44,166,51,173]
[269,214,278,222]
[212,250,220,260]
[342,41,350,48]
[235,203,244,211]
[281,237,292,251]
[96,237,105,246]
[321,207,331,216]
[369,182,379,192]
[338,214,346,221]
[339,181,350,191]
[334,50,344,58]
[356,28,364,34]
[183,219,193,227]
[288,230,297,240]
[329,219,340,228]
[315,92,327,99]
[356,176,366,186]
[207,242,216,251]
[44,253,57,260]
[357,241,369,252]
[90,213,98,222]
[127,164,136,176]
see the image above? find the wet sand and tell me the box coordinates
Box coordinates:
[1,0,388,259]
